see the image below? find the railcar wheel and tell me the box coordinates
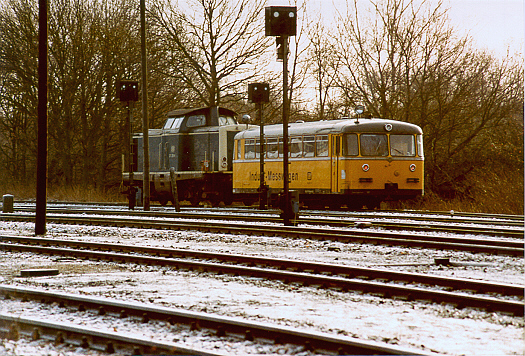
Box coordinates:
[223,195,233,206]
[189,196,200,207]
[207,194,221,207]
[329,201,341,210]
[364,199,380,210]
[158,196,169,206]
[243,198,256,207]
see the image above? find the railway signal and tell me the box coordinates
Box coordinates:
[265,6,296,226]
[248,83,270,210]
[117,80,139,210]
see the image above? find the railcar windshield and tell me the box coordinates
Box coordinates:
[360,134,388,156]
[390,134,416,157]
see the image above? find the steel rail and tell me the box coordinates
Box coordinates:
[0,313,224,356]
[3,235,523,299]
[9,200,525,222]
[0,285,433,356]
[314,211,524,227]
[8,207,524,237]
[2,242,523,316]
[1,213,522,256]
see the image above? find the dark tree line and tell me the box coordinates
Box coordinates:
[0,0,143,191]
[0,0,522,211]
[305,0,523,207]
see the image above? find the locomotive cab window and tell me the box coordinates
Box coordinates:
[343,134,358,156]
[360,134,388,156]
[390,134,416,157]
[219,115,236,126]
[186,114,206,128]
[163,117,183,130]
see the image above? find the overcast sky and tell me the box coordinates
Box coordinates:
[268,0,524,58]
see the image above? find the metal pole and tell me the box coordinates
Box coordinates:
[140,0,150,211]
[258,102,266,210]
[128,102,136,210]
[35,0,48,236]
[282,35,291,225]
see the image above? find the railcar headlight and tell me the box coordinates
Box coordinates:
[409,164,416,172]
[362,164,370,172]
[384,123,393,131]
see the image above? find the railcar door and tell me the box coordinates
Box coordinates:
[331,135,341,193]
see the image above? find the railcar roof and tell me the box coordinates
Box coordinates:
[166,106,237,118]
[235,118,422,139]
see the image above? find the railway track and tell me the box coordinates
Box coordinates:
[0,285,433,355]
[1,212,522,256]
[2,236,523,316]
[10,200,524,221]
[0,313,223,356]
[9,205,524,238]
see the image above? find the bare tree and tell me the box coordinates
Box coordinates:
[306,14,339,120]
[0,0,145,191]
[331,0,524,199]
[0,0,39,183]
[149,0,271,108]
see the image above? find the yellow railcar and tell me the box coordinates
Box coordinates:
[233,117,424,209]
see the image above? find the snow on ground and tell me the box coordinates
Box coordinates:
[0,219,523,355]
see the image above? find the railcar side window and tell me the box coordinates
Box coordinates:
[303,136,315,157]
[343,134,358,156]
[186,115,206,127]
[278,137,284,157]
[360,134,388,156]
[417,135,424,157]
[290,137,302,157]
[390,135,416,156]
[255,139,262,159]
[316,135,329,157]
[245,139,256,159]
[267,138,279,158]
[236,140,241,159]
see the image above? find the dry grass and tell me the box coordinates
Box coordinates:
[387,169,524,215]
[1,172,522,215]
[0,182,125,203]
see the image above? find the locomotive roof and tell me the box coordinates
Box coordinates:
[235,118,422,139]
[166,106,237,118]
